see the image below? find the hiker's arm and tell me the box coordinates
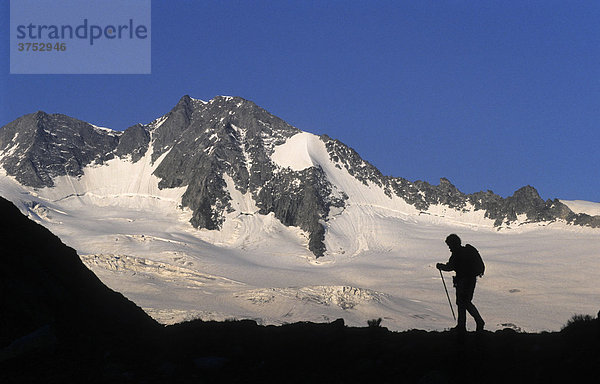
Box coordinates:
[436,255,455,271]
[436,262,453,271]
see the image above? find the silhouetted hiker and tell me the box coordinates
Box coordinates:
[436,234,485,333]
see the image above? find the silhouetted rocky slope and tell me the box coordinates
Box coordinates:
[0,197,158,341]
[1,197,598,383]
[0,196,159,381]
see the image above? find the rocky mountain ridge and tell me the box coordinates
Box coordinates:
[1,95,598,257]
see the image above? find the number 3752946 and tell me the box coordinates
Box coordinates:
[17,42,67,52]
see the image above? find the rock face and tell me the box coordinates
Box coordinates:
[1,95,598,257]
[0,112,119,188]
[152,96,297,229]
[115,123,150,162]
[0,196,157,348]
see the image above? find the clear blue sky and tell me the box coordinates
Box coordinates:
[1,1,599,202]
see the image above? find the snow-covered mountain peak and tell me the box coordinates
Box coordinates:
[1,95,599,260]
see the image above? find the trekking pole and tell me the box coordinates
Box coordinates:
[439,269,456,320]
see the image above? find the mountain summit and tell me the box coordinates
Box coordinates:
[0,95,598,257]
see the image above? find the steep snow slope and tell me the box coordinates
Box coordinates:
[561,200,600,216]
[271,132,499,256]
[1,127,599,332]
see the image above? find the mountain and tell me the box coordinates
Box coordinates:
[1,95,598,258]
[1,96,599,333]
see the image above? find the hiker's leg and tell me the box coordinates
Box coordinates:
[457,278,483,330]
[467,302,485,331]
[464,280,484,329]
[465,302,483,324]
[455,289,467,330]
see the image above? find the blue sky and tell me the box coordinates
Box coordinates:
[1,1,599,202]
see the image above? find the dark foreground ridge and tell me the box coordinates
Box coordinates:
[1,196,598,383]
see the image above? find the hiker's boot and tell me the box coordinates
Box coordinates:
[476,319,485,333]
[450,325,467,334]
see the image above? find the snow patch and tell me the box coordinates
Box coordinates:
[223,174,258,214]
[91,124,121,136]
[190,97,208,104]
[230,124,252,170]
[149,115,168,130]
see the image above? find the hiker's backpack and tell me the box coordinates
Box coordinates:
[464,244,485,277]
